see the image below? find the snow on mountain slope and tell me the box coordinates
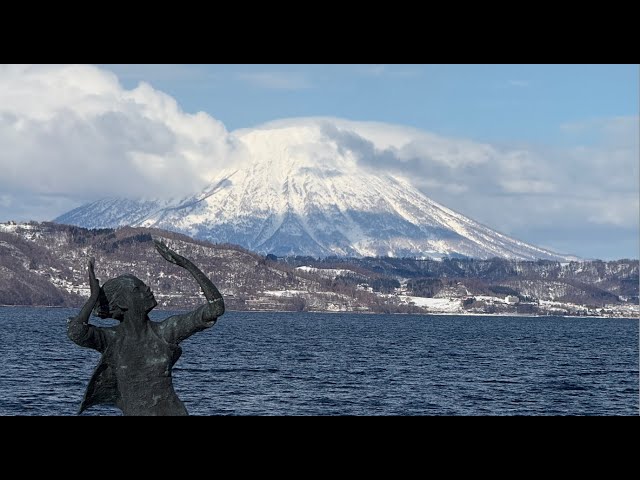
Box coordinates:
[55,120,574,260]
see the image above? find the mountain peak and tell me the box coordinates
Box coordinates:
[55,123,575,261]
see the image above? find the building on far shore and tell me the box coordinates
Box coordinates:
[505,295,520,305]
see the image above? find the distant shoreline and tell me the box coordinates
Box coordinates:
[2,303,637,320]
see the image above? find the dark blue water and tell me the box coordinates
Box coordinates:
[0,307,637,415]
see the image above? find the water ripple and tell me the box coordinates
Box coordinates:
[0,308,637,415]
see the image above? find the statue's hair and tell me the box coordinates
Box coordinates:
[93,274,143,318]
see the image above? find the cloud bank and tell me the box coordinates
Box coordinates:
[0,65,637,259]
[0,64,248,216]
[270,115,638,229]
[251,116,639,258]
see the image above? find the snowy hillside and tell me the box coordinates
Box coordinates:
[2,222,636,316]
[56,120,575,261]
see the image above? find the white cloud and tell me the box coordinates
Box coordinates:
[236,71,312,90]
[0,64,249,217]
[500,179,555,194]
[508,80,530,87]
[0,65,636,258]
[266,115,638,239]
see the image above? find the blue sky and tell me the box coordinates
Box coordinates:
[103,64,637,144]
[0,64,638,260]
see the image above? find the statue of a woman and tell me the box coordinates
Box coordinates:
[67,239,225,416]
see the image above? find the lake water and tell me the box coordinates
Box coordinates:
[0,307,637,415]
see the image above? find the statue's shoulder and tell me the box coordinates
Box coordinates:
[148,319,171,338]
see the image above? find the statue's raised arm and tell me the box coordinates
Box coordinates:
[67,257,114,353]
[154,239,225,320]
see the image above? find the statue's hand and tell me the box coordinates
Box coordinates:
[88,257,100,297]
[154,239,188,267]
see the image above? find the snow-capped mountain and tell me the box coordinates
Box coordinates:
[55,121,574,261]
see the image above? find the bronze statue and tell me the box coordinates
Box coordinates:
[67,239,225,415]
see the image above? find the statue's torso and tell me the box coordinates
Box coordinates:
[103,322,187,416]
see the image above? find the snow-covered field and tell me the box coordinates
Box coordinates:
[295,266,354,278]
[399,295,463,313]
[263,289,308,297]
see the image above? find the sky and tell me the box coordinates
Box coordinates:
[0,64,637,260]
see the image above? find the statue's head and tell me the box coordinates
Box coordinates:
[93,274,157,320]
